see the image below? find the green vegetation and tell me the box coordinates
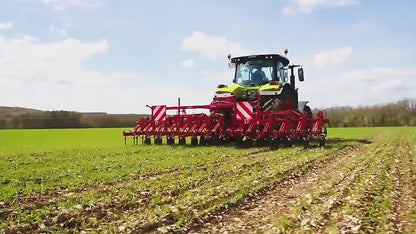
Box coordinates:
[0,127,415,232]
[1,98,416,130]
[325,99,416,127]
[0,106,145,129]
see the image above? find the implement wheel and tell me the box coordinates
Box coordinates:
[302,135,310,149]
[167,136,175,145]
[254,138,267,147]
[154,137,162,145]
[319,137,326,147]
[199,136,208,146]
[319,127,327,147]
[269,137,279,149]
[191,137,198,146]
[144,137,151,145]
[284,137,293,148]
[179,137,186,145]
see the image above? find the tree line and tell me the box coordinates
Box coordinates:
[1,99,415,129]
[0,107,146,129]
[320,99,416,127]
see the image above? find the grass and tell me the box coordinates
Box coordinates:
[0,127,415,232]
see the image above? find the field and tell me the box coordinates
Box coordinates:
[0,127,415,233]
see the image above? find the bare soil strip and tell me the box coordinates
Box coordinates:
[186,135,416,234]
[90,145,344,232]
[1,149,271,219]
[389,140,416,232]
[185,138,376,233]
[3,144,356,233]
[314,141,393,233]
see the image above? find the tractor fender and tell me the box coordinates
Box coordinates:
[298,101,309,113]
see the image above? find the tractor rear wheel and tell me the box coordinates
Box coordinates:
[303,105,313,119]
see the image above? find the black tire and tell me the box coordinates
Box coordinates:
[167,136,174,145]
[179,137,186,145]
[269,137,279,149]
[319,138,326,147]
[154,137,162,145]
[302,136,310,149]
[144,137,151,145]
[199,136,207,146]
[191,137,198,146]
[303,105,313,119]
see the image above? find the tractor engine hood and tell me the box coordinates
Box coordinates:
[215,82,282,99]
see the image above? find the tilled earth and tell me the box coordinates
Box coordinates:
[1,130,416,233]
[184,134,416,233]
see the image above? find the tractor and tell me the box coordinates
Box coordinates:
[123,50,329,148]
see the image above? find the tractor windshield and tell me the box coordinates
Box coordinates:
[235,60,285,86]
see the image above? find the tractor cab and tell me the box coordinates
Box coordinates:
[215,52,307,113]
[231,54,290,87]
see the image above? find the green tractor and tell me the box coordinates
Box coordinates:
[214,52,312,118]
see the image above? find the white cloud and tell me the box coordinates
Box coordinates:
[314,47,353,68]
[0,34,143,113]
[49,25,67,37]
[300,66,416,108]
[282,0,359,15]
[0,34,217,113]
[180,59,195,68]
[0,22,13,30]
[181,31,250,59]
[41,0,104,10]
[0,35,111,84]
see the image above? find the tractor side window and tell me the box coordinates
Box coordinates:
[276,61,286,83]
[236,63,251,85]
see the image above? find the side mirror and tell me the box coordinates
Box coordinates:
[298,67,304,82]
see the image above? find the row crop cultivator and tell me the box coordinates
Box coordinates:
[124,51,329,148]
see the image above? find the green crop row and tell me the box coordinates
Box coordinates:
[0,127,413,232]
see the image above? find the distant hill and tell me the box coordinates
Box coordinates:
[1,98,416,129]
[0,106,148,129]
[0,106,43,114]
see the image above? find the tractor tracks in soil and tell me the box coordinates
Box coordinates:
[0,147,309,232]
[1,149,271,217]
[389,140,416,232]
[3,143,360,233]
[183,139,374,233]
[184,133,416,233]
[7,133,414,233]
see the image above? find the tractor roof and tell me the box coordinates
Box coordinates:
[231,54,290,66]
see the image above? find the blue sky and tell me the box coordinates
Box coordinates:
[0,0,415,113]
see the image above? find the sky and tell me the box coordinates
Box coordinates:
[0,0,415,114]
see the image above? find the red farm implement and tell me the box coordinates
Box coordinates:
[123,51,329,148]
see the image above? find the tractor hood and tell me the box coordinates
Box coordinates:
[258,81,282,92]
[216,82,282,99]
